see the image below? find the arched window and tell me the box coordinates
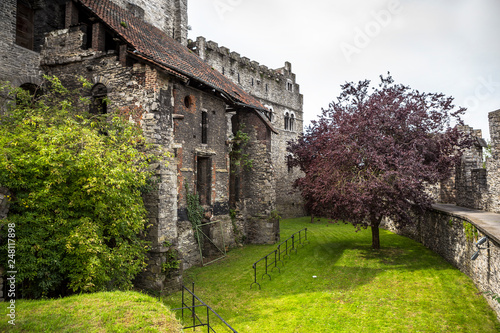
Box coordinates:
[290,113,295,131]
[16,82,40,105]
[284,112,290,130]
[19,83,40,97]
[90,83,107,114]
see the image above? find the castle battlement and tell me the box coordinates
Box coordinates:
[189,37,300,92]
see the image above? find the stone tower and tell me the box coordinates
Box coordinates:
[109,0,188,45]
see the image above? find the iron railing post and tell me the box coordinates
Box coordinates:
[181,284,185,319]
[250,228,309,289]
[192,282,196,330]
[207,306,210,333]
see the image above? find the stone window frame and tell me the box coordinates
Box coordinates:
[284,110,296,131]
[286,80,293,92]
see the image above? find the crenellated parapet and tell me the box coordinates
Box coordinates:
[189,37,303,112]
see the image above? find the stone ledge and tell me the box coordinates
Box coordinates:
[432,204,500,245]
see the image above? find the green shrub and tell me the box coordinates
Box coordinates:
[0,76,159,297]
[185,184,204,245]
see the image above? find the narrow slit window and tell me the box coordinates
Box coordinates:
[201,111,208,144]
[197,157,211,205]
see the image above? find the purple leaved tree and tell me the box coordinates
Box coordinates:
[288,75,471,249]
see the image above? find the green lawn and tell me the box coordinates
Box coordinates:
[0,291,182,332]
[163,217,500,332]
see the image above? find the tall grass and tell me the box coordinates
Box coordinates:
[163,217,500,332]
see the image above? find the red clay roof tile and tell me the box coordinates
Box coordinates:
[77,0,266,112]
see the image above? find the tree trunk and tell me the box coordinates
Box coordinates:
[371,225,380,249]
[371,216,382,249]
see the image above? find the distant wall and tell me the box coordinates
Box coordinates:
[449,111,500,214]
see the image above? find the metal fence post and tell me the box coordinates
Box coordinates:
[192,282,196,329]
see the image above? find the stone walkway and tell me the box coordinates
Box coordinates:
[433,203,500,245]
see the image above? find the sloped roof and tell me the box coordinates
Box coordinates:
[77,0,267,113]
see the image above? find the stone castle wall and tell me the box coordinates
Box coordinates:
[486,110,500,214]
[455,127,488,210]
[189,36,306,218]
[110,0,188,45]
[450,110,500,214]
[0,0,291,296]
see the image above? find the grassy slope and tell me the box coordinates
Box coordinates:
[163,217,500,332]
[0,291,182,332]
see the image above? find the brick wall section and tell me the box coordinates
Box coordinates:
[92,23,106,52]
[65,0,79,28]
[171,83,234,269]
[382,208,500,319]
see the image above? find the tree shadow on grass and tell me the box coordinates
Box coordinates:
[258,227,456,297]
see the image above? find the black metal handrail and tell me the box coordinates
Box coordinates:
[250,228,308,289]
[172,283,238,332]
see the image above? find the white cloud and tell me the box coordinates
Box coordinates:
[189,0,500,138]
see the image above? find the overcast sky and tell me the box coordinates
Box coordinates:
[188,0,500,139]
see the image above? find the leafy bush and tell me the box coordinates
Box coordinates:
[0,77,157,297]
[185,184,204,245]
